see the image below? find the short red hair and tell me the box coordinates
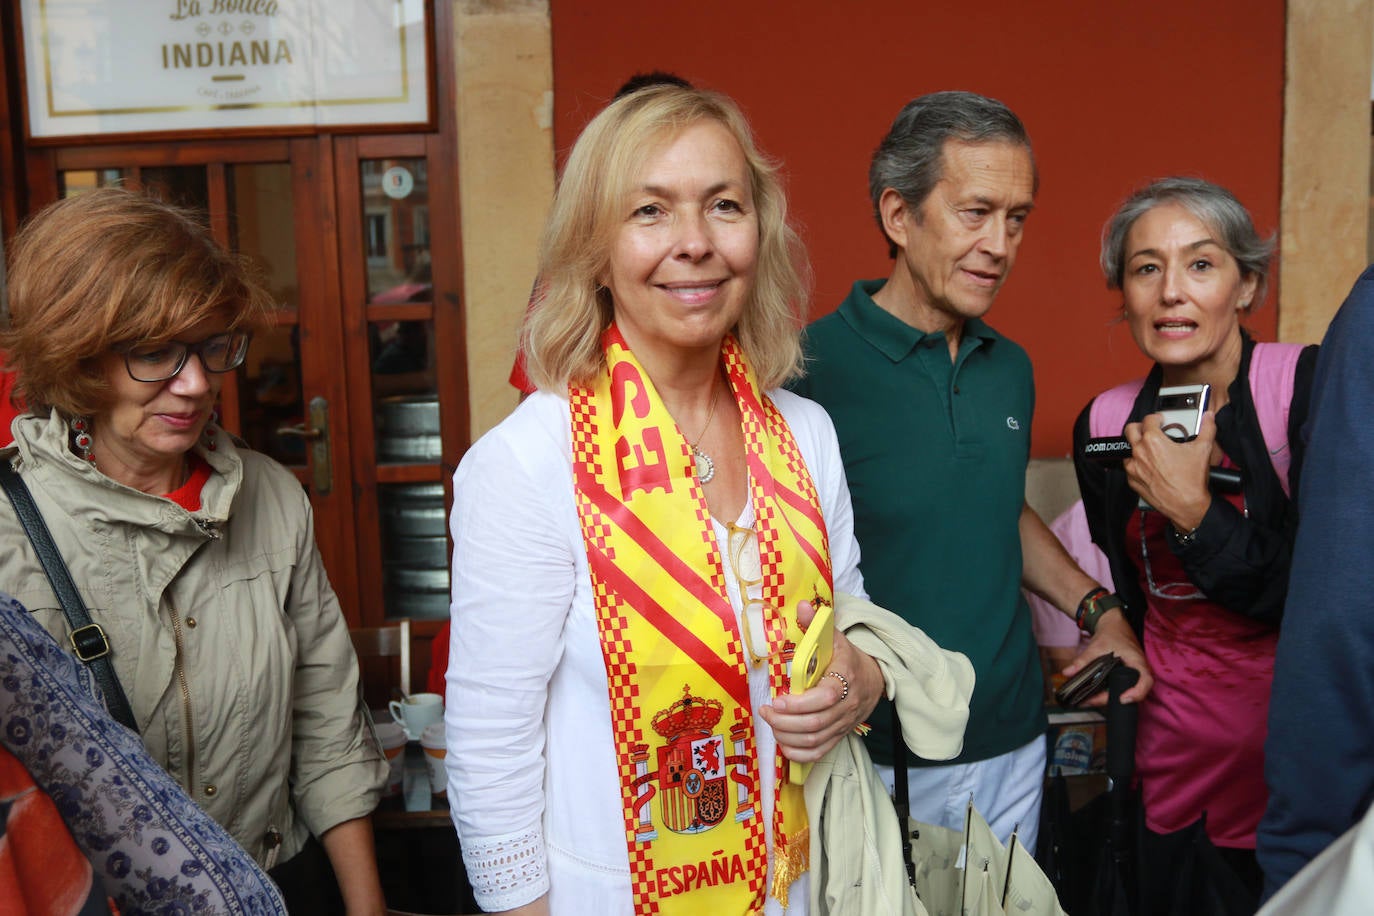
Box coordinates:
[1,188,273,417]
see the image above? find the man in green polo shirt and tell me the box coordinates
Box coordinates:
[791,91,1150,850]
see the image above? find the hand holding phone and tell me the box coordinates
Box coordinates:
[787,599,834,784]
[1154,384,1211,442]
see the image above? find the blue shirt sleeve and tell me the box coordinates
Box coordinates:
[1258,266,1374,898]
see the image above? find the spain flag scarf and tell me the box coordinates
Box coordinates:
[570,327,833,914]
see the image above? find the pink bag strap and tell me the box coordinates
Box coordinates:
[1248,342,1304,498]
[1088,378,1144,439]
[1087,342,1302,495]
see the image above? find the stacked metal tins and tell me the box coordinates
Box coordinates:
[377,395,449,619]
[376,395,442,463]
[379,483,450,619]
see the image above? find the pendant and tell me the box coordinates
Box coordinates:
[692,444,716,484]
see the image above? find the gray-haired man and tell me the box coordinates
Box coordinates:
[791,91,1150,849]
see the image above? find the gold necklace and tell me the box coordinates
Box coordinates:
[688,382,721,484]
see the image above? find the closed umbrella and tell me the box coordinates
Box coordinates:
[893,708,1069,915]
[908,818,962,916]
[960,801,1008,906]
[1097,664,1257,916]
[1040,663,1140,915]
[1092,663,1141,915]
[1003,836,1067,915]
[964,865,1001,916]
[903,798,1068,915]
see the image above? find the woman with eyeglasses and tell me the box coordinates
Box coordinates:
[0,188,389,915]
[444,86,947,916]
[1072,177,1318,908]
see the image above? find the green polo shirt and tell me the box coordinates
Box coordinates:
[791,279,1045,766]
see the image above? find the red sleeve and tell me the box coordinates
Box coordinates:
[0,366,22,440]
[508,350,536,395]
[507,281,544,395]
[427,621,451,695]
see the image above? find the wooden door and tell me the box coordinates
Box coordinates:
[32,140,363,614]
[331,132,467,661]
[2,0,466,701]
[21,133,465,685]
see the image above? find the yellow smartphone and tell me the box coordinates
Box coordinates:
[787,599,834,784]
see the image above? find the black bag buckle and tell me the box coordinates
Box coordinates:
[70,623,112,662]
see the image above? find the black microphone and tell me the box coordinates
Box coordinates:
[1081,437,1245,494]
[1082,436,1132,466]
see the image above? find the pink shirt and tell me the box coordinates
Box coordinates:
[1026,501,1104,650]
[1130,494,1278,848]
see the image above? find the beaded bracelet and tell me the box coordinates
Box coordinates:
[1075,587,1125,635]
[1075,587,1107,630]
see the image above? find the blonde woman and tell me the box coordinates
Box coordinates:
[446,86,887,915]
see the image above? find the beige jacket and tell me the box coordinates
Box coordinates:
[806,593,976,916]
[0,412,387,865]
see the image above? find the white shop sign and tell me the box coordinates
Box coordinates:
[21,0,429,139]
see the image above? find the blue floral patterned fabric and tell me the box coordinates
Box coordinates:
[0,591,288,915]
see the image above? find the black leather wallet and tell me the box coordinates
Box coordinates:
[1054,652,1121,707]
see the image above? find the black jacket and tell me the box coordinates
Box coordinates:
[1071,333,1318,635]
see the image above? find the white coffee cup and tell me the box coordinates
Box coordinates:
[421,721,447,796]
[375,721,407,797]
[388,692,444,741]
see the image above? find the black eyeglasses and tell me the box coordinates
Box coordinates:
[1138,513,1206,601]
[1137,497,1247,601]
[116,331,251,383]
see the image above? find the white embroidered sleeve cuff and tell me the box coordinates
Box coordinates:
[462,826,549,912]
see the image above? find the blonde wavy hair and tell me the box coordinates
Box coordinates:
[521,85,809,391]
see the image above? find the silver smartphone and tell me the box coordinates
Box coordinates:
[1154,383,1211,442]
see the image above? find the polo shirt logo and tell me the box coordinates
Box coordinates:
[1006,417,1021,431]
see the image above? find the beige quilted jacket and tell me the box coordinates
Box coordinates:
[0,411,387,866]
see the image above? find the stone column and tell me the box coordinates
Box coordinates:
[454,0,554,437]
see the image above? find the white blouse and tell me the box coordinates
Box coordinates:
[445,389,866,914]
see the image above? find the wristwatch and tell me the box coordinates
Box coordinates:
[1171,523,1201,547]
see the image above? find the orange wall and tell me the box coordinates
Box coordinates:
[551,1,1285,457]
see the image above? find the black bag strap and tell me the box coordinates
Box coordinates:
[0,461,140,733]
[892,703,917,887]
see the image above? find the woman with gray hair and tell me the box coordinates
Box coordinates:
[1072,177,1317,909]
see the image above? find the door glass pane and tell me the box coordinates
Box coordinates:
[229,164,298,306]
[371,319,437,464]
[229,163,304,468]
[378,483,449,620]
[140,166,209,209]
[360,158,431,302]
[60,169,131,196]
[237,324,306,468]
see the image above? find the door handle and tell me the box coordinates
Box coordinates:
[275,396,332,495]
